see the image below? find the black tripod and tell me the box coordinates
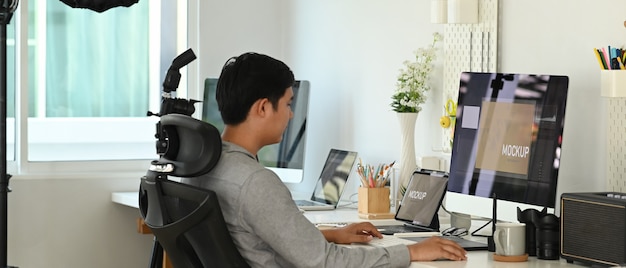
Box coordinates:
[145,48,198,268]
[0,1,17,268]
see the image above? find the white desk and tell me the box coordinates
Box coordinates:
[112,191,139,208]
[112,192,584,268]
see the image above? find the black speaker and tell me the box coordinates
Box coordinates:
[560,192,626,267]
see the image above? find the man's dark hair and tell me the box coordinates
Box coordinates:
[216,52,295,125]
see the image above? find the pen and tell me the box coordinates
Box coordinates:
[618,57,626,70]
[597,49,608,70]
[595,48,607,69]
[602,47,611,69]
[611,58,620,70]
[357,160,369,188]
[368,165,375,188]
[380,161,395,187]
[375,164,383,187]
[358,160,396,188]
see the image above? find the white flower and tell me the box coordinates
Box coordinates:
[390,32,441,113]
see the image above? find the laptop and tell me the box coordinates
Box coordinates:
[294,149,358,211]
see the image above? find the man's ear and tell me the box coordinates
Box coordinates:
[251,98,270,118]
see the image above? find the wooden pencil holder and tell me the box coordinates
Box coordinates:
[358,187,390,214]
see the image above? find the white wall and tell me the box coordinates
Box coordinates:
[281,1,445,195]
[498,1,626,199]
[8,175,153,267]
[193,0,287,79]
[8,1,625,267]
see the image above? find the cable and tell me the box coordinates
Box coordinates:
[337,193,358,208]
[470,219,493,237]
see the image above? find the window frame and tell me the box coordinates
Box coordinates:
[9,0,188,176]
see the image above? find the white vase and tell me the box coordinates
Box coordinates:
[396,112,418,194]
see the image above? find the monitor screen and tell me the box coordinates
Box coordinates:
[396,170,448,227]
[446,72,569,222]
[202,78,310,183]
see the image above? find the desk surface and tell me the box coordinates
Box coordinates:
[112,192,583,267]
[112,192,139,208]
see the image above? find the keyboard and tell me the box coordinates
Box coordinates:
[363,235,488,251]
[315,222,348,228]
[376,224,435,235]
[295,200,326,206]
[403,235,489,251]
[363,235,415,247]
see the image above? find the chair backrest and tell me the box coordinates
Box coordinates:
[139,114,250,268]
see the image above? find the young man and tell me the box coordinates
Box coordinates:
[183,52,467,267]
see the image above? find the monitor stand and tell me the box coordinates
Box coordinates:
[467,193,497,252]
[487,193,497,252]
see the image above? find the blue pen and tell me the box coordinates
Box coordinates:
[612,58,620,70]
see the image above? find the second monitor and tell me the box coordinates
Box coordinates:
[445,72,569,223]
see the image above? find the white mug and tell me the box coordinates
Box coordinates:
[494,222,526,256]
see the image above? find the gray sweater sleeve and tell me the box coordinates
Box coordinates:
[239,169,411,268]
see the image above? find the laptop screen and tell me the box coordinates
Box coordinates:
[396,170,448,227]
[310,149,358,205]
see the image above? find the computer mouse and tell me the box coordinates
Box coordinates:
[451,227,468,236]
[442,227,468,237]
[441,227,456,236]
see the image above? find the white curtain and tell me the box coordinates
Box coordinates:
[42,0,149,117]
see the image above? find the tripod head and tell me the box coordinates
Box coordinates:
[148,48,200,156]
[147,48,199,117]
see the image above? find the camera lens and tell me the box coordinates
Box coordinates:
[536,214,560,260]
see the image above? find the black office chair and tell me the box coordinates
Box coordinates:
[138,113,250,268]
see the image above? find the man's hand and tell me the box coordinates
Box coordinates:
[321,222,383,244]
[407,236,467,261]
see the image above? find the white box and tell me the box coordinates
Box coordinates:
[601,70,626,97]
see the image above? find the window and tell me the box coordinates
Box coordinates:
[6,6,16,163]
[10,0,183,174]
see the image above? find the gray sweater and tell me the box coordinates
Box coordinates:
[182,142,410,267]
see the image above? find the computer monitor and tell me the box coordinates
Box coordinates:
[445,72,569,223]
[201,78,310,183]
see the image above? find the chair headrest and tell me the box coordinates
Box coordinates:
[158,114,222,177]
